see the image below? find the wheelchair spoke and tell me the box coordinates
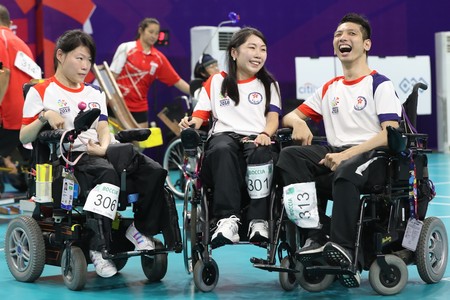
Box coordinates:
[429,231,444,266]
[10,231,20,247]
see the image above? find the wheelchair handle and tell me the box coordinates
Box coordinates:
[413,82,427,93]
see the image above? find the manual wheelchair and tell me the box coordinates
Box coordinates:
[4,106,182,291]
[289,83,448,295]
[178,127,302,292]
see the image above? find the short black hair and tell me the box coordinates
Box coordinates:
[339,13,371,40]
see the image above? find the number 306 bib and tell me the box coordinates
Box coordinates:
[83,183,120,220]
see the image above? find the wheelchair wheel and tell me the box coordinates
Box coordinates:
[295,259,335,292]
[193,259,219,292]
[369,254,408,295]
[183,178,200,274]
[114,257,128,272]
[141,239,168,282]
[4,216,46,282]
[162,137,185,199]
[61,246,87,291]
[416,216,448,283]
[279,256,299,291]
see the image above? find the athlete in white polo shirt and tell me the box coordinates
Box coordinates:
[179,27,282,247]
[277,13,401,288]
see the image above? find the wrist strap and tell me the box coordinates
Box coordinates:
[260,131,270,137]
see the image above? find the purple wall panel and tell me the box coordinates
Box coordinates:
[4,0,450,153]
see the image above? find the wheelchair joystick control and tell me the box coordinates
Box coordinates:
[78,101,87,111]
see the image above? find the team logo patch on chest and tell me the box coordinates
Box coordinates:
[220,97,231,107]
[248,92,263,105]
[331,96,340,114]
[88,102,101,110]
[58,99,70,114]
[354,96,367,111]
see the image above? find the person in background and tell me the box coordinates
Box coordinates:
[190,53,220,98]
[0,4,35,189]
[110,17,190,128]
[179,27,282,247]
[276,13,401,287]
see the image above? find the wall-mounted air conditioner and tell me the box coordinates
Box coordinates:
[190,26,240,79]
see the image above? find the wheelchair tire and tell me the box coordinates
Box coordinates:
[61,246,87,291]
[295,259,335,292]
[183,178,200,274]
[279,256,299,291]
[193,259,219,292]
[4,216,46,283]
[162,137,185,199]
[415,216,448,283]
[141,239,168,282]
[114,257,128,272]
[369,254,408,295]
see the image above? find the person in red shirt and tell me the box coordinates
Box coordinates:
[0,4,35,190]
[110,17,190,128]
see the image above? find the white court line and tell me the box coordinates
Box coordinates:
[430,200,450,204]
[431,181,450,186]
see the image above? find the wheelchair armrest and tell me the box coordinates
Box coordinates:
[275,127,328,147]
[180,128,202,157]
[387,126,407,154]
[37,129,69,144]
[115,128,151,143]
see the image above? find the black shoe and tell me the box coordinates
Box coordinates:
[323,242,353,267]
[295,238,325,263]
[298,238,325,255]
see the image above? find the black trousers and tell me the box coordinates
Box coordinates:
[276,144,386,250]
[201,133,274,221]
[73,146,167,251]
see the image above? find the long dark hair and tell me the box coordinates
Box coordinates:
[221,27,279,115]
[53,29,96,72]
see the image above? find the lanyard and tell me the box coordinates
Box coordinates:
[407,150,418,219]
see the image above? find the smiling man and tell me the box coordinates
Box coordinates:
[276,13,402,288]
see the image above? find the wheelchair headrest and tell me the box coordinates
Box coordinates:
[74,108,101,132]
[189,78,204,97]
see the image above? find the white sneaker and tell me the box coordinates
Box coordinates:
[89,250,117,278]
[211,215,240,247]
[248,219,269,243]
[125,222,155,251]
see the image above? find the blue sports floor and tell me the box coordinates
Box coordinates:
[1,153,450,299]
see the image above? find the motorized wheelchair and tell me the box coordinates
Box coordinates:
[289,82,448,295]
[4,105,182,291]
[178,127,302,292]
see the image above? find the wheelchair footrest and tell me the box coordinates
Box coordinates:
[253,263,299,273]
[305,265,356,276]
[104,248,171,260]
